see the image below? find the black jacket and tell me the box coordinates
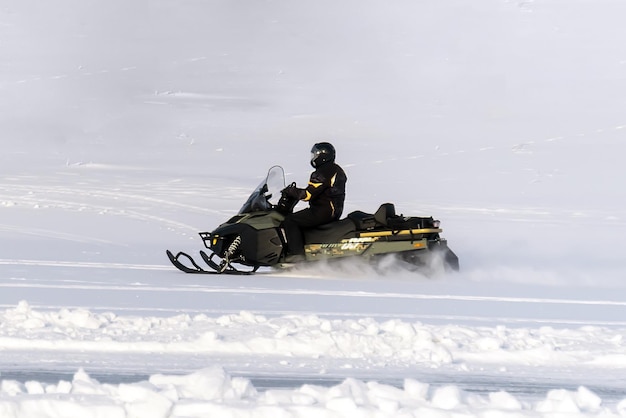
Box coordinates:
[299,162,347,219]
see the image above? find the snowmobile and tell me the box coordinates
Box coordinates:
[167,166,459,275]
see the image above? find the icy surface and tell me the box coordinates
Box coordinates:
[2,0,626,416]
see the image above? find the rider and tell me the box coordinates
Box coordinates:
[281,142,347,260]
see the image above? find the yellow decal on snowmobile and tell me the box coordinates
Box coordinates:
[358,228,442,238]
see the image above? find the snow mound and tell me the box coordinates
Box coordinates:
[0,367,622,418]
[4,302,626,369]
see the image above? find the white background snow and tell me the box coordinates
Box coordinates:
[2,0,626,416]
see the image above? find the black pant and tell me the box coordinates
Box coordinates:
[282,207,333,255]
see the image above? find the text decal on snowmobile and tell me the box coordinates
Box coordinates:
[340,237,377,250]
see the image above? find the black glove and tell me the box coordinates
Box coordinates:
[282,183,304,200]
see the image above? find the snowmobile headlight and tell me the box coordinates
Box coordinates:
[432,220,440,228]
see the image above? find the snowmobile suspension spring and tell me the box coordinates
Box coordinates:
[226,235,241,256]
[217,235,242,273]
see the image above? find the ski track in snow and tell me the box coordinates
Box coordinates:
[3,258,626,328]
[3,274,626,309]
[11,65,139,86]
[0,183,213,233]
[0,223,118,245]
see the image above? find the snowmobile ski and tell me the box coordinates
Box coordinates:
[166,250,256,275]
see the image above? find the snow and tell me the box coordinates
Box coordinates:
[2,0,626,416]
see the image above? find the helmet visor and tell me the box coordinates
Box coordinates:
[311,148,323,165]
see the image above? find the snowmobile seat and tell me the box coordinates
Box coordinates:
[347,210,377,230]
[303,218,357,244]
[374,203,396,226]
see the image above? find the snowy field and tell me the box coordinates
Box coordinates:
[2,0,626,416]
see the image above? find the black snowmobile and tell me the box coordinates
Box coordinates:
[167,166,459,275]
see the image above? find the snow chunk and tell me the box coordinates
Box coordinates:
[149,366,254,401]
[489,391,523,410]
[431,385,462,410]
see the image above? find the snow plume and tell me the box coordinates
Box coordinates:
[281,254,439,281]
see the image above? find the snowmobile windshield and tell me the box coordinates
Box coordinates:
[238,166,286,214]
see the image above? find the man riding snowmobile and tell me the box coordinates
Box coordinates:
[166,162,459,275]
[281,142,347,261]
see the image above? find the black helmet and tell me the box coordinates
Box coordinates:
[310,142,336,168]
